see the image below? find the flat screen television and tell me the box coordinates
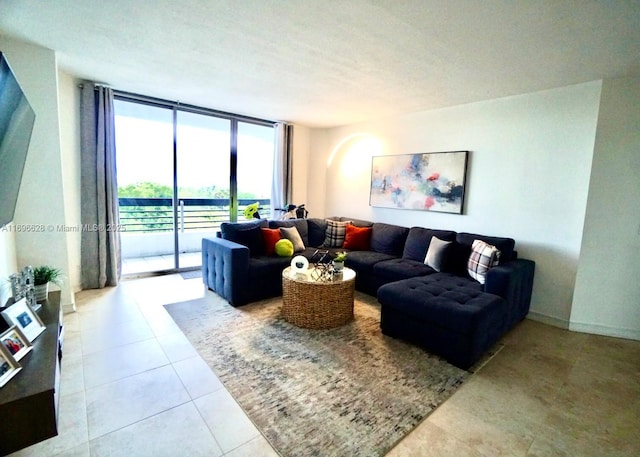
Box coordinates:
[0,51,36,228]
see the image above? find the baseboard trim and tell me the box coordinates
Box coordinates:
[62,302,76,314]
[526,311,570,329]
[569,321,640,341]
[527,310,640,341]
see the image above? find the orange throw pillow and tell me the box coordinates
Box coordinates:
[342,224,372,250]
[261,228,281,256]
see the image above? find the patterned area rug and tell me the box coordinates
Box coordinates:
[165,291,469,457]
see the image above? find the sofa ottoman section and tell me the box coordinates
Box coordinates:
[378,274,508,369]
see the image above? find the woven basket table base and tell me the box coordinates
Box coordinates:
[282,266,355,329]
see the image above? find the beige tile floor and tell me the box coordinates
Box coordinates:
[9,274,640,456]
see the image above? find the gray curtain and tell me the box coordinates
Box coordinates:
[80,83,121,288]
[271,123,293,219]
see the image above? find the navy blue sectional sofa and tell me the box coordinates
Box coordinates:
[202,217,535,369]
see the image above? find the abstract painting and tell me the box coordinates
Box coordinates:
[370,151,468,214]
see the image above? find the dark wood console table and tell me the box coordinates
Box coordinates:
[0,292,63,456]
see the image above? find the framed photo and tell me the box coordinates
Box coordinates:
[1,325,33,361]
[0,344,22,388]
[370,151,469,214]
[1,298,45,342]
[9,266,38,310]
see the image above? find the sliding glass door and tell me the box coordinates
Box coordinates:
[175,112,230,271]
[237,122,275,220]
[115,101,175,274]
[114,97,274,276]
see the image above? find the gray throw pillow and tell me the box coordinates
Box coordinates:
[424,236,452,272]
[280,226,305,252]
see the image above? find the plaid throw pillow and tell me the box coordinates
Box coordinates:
[467,239,501,284]
[323,219,351,247]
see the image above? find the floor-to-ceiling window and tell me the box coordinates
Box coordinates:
[114,95,275,275]
[237,121,275,219]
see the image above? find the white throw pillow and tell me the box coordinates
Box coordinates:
[424,236,452,272]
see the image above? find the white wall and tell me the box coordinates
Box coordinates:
[290,124,311,209]
[306,129,329,218]
[0,229,18,305]
[313,82,602,325]
[571,77,640,340]
[0,36,75,311]
[57,69,82,296]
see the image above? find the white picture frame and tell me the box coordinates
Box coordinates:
[0,344,22,388]
[0,325,33,361]
[1,298,45,342]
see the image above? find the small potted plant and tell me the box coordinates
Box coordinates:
[332,251,347,271]
[33,266,62,301]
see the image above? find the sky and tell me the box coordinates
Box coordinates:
[114,100,274,198]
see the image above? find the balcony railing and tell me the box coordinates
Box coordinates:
[118,198,271,233]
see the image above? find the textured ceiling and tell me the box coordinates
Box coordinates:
[1,0,639,127]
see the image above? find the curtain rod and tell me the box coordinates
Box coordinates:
[77,83,278,126]
[113,89,277,126]
[77,82,111,90]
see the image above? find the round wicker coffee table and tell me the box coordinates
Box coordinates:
[281,266,356,329]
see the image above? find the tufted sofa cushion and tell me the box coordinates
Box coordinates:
[378,273,508,368]
[370,223,409,256]
[378,274,500,332]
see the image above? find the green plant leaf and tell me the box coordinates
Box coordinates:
[32,265,62,286]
